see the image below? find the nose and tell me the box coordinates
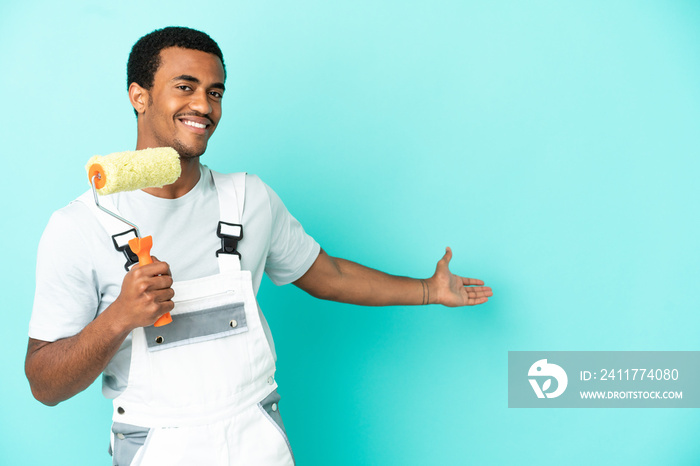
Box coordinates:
[189,89,212,115]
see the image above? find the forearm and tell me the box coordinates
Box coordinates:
[327,257,430,305]
[295,250,432,306]
[25,303,132,406]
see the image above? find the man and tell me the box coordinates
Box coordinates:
[26,27,492,465]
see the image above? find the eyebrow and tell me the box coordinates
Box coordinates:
[172,74,226,92]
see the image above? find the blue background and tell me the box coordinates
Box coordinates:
[2,1,699,464]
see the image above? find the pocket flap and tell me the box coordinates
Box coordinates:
[143,302,248,351]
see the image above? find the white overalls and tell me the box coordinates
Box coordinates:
[79,171,295,466]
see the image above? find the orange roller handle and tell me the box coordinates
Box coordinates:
[128,236,173,327]
[128,235,153,266]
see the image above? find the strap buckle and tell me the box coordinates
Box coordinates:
[112,229,139,271]
[216,221,243,258]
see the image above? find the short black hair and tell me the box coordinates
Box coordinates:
[127,26,225,114]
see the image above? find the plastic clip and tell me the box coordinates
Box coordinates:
[112,229,139,271]
[216,221,243,258]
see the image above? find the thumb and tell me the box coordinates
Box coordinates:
[441,246,453,265]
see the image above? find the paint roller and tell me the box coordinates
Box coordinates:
[86,147,181,327]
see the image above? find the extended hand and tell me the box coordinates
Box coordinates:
[427,247,492,307]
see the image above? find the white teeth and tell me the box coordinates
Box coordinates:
[182,120,206,129]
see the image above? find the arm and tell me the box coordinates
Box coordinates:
[293,246,492,307]
[25,260,174,406]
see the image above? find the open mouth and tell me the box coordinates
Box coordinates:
[182,120,207,129]
[178,117,212,134]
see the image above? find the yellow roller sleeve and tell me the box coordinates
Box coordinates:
[86,147,181,195]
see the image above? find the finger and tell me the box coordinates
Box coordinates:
[150,257,172,275]
[462,286,492,294]
[139,261,172,277]
[466,296,489,306]
[464,289,493,298]
[462,277,485,286]
[146,274,174,291]
[151,287,175,304]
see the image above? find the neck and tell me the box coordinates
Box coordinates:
[142,156,201,199]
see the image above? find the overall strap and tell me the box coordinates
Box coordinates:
[74,191,139,271]
[210,171,247,274]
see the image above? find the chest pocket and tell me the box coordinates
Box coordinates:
[143,298,248,352]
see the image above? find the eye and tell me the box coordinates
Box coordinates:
[209,90,224,99]
[176,85,192,91]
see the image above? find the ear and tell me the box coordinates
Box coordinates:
[128,82,149,115]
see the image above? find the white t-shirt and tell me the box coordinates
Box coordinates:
[29,165,320,398]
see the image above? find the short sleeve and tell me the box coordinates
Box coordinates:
[262,183,320,286]
[29,205,100,342]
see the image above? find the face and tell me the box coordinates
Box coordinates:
[133,47,226,159]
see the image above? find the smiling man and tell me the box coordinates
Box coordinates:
[25,27,492,465]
